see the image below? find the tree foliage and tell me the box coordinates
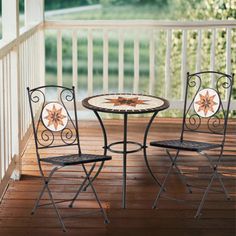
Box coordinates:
[101,0,168,6]
[44,0,99,11]
[169,0,236,20]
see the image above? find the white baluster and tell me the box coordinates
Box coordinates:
[133,33,139,93]
[103,30,109,93]
[196,29,202,72]
[149,30,155,95]
[210,28,216,87]
[165,29,172,99]
[181,29,187,100]
[87,29,93,96]
[0,59,3,179]
[72,31,78,92]
[226,27,232,101]
[57,30,62,86]
[118,31,124,93]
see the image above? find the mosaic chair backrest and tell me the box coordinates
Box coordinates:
[181,71,234,142]
[27,85,81,155]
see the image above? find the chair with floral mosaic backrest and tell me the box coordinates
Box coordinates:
[27,85,111,231]
[150,71,234,218]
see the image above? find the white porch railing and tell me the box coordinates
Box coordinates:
[44,20,236,109]
[0,17,236,199]
[0,24,44,197]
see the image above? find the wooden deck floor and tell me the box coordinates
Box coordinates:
[0,118,236,236]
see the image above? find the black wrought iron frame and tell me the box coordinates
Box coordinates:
[182,71,233,138]
[151,71,234,218]
[27,85,109,231]
[82,94,170,208]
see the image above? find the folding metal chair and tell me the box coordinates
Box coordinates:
[27,85,111,231]
[150,71,234,218]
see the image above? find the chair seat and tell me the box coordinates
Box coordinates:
[40,153,111,166]
[150,139,222,151]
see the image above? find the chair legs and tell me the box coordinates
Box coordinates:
[152,148,231,219]
[31,166,59,214]
[31,166,66,232]
[81,164,110,224]
[152,150,180,209]
[152,163,174,209]
[195,150,231,218]
[69,176,88,208]
[32,164,109,232]
[166,149,192,193]
[195,173,215,218]
[216,172,231,200]
[199,151,230,200]
[69,164,109,224]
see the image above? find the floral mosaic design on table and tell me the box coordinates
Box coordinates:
[42,102,68,131]
[105,96,148,107]
[86,94,166,112]
[193,88,220,118]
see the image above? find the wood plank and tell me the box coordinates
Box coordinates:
[0,119,235,235]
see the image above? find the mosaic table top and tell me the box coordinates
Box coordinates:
[82,93,169,114]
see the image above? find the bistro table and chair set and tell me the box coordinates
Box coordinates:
[27,71,234,231]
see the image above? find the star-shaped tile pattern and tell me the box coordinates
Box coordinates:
[105,96,148,107]
[44,104,67,131]
[195,90,218,116]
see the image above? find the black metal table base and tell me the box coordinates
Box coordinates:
[86,111,162,208]
[107,141,143,154]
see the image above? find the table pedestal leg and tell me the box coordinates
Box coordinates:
[122,113,128,208]
[143,112,162,187]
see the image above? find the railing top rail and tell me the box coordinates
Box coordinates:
[0,23,43,58]
[45,20,236,30]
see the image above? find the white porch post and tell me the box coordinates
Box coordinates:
[2,0,20,181]
[25,0,45,86]
[2,0,19,40]
[25,0,44,25]
[1,0,45,181]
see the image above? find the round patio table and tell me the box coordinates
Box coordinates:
[82,93,169,208]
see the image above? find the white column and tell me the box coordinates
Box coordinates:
[1,0,44,181]
[25,0,44,26]
[2,0,20,180]
[25,0,45,86]
[2,0,19,40]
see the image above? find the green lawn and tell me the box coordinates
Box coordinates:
[47,4,170,20]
